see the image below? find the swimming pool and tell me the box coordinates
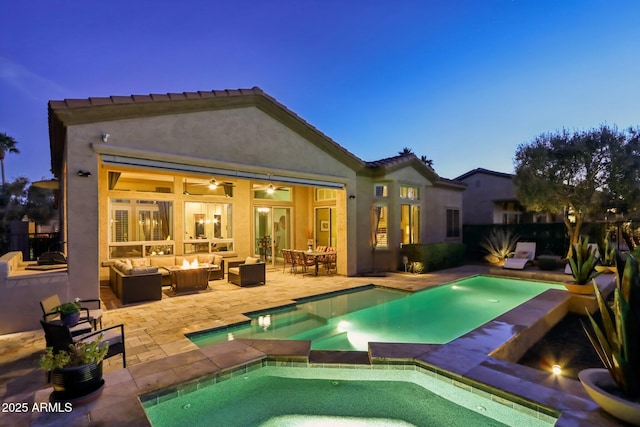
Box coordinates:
[142,365,556,427]
[189,275,565,351]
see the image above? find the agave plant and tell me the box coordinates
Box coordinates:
[582,254,640,398]
[598,239,616,268]
[568,235,601,285]
[480,229,519,265]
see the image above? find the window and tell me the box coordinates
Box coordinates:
[109,199,174,258]
[400,185,419,200]
[253,184,292,201]
[107,171,174,193]
[184,202,234,253]
[374,204,388,248]
[374,184,388,198]
[315,188,336,201]
[446,209,460,238]
[401,204,420,244]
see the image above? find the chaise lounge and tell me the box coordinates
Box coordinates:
[503,242,536,270]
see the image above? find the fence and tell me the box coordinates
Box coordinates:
[463,220,640,262]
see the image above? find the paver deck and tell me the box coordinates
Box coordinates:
[0,265,623,426]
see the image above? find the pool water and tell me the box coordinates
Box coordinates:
[143,366,555,427]
[189,276,564,351]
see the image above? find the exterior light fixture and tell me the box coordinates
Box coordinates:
[266,184,275,195]
[208,179,219,190]
[551,364,562,375]
[102,133,110,143]
[77,170,92,177]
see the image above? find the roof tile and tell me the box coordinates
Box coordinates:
[64,99,92,108]
[150,94,171,101]
[131,95,153,103]
[110,96,134,104]
[88,97,113,106]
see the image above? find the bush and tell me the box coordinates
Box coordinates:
[400,243,466,273]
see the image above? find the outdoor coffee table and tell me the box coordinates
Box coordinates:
[164,265,210,293]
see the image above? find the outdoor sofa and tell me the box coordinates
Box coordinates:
[109,254,225,303]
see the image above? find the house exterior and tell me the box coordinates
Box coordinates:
[455,168,555,225]
[38,87,465,313]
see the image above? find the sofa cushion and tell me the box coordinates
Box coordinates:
[149,256,175,268]
[211,254,223,268]
[130,258,150,267]
[114,260,130,274]
[129,266,159,275]
[228,267,239,275]
[245,256,260,265]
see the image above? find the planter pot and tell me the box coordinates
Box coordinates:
[579,368,640,426]
[484,255,506,267]
[595,265,616,274]
[61,312,80,327]
[563,281,594,295]
[50,362,104,401]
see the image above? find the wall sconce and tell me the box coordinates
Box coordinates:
[77,170,92,177]
[102,133,110,143]
[349,195,356,199]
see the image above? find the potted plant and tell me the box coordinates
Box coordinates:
[39,334,109,400]
[564,235,602,294]
[596,239,617,274]
[479,229,519,266]
[55,299,82,327]
[579,254,640,425]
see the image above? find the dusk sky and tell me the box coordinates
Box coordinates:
[1,0,639,183]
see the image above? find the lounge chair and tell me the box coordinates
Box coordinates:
[503,242,536,270]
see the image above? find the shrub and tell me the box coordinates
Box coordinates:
[400,243,466,273]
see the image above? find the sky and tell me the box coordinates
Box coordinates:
[1,0,639,183]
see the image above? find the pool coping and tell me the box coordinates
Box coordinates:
[30,273,622,426]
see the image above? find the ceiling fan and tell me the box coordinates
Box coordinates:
[252,182,288,194]
[192,178,236,189]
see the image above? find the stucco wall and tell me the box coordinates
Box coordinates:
[65,106,361,289]
[458,173,515,225]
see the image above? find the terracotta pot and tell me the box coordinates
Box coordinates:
[563,281,595,295]
[579,368,640,426]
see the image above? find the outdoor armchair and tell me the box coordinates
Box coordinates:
[228,257,266,286]
[40,294,103,331]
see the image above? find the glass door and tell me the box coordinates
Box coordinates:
[315,207,336,248]
[254,207,291,266]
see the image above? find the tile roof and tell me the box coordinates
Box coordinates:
[454,167,514,181]
[48,87,365,176]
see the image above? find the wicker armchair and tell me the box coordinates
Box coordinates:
[228,257,266,286]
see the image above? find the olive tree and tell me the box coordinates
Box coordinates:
[514,125,640,256]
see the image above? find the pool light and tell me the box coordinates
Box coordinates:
[551,364,562,376]
[337,320,350,332]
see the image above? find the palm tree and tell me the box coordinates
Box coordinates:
[420,155,434,168]
[0,133,20,185]
[398,147,414,156]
